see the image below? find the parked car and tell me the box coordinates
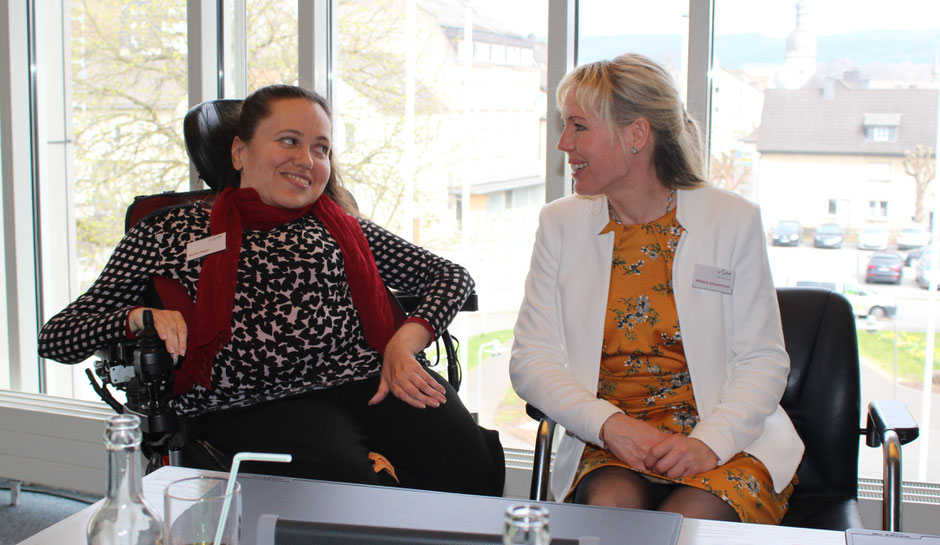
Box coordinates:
[865,252,904,284]
[813,223,844,249]
[856,225,889,250]
[905,246,926,267]
[794,280,898,318]
[771,220,803,246]
[896,225,931,250]
[915,253,940,289]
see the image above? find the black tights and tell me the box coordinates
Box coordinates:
[186,372,504,496]
[574,466,739,522]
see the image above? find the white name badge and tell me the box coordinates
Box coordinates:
[186,233,226,261]
[692,264,735,294]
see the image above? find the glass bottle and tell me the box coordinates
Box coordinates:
[502,504,550,545]
[87,414,163,545]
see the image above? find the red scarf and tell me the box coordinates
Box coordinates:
[176,187,396,392]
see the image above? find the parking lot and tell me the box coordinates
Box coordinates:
[768,242,939,332]
[768,239,940,482]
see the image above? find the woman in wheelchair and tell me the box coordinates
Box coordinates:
[510,54,803,522]
[38,84,503,496]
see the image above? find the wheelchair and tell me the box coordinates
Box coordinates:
[87,98,480,475]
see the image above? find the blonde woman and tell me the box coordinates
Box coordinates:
[510,54,802,523]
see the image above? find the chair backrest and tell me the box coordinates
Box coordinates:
[777,286,861,499]
[183,99,243,190]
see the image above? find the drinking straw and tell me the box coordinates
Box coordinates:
[213,451,292,545]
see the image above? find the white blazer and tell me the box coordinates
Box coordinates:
[509,184,804,500]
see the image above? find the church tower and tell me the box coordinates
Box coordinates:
[777,1,817,89]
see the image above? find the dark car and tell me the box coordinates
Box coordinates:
[905,247,926,267]
[813,223,843,249]
[771,220,803,246]
[865,252,904,284]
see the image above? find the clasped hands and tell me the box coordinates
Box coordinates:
[601,412,719,479]
[129,308,446,410]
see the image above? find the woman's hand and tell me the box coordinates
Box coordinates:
[369,322,447,409]
[602,412,672,471]
[645,435,718,479]
[127,308,188,361]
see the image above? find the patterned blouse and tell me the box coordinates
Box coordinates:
[38,201,474,416]
[571,207,794,524]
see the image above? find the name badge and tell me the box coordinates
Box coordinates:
[186,233,226,261]
[692,264,735,294]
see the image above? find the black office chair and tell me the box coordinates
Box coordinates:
[526,287,918,532]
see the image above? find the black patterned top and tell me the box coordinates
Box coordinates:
[38,201,474,415]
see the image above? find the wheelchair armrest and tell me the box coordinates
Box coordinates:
[526,403,556,501]
[865,400,919,448]
[525,403,546,422]
[391,290,478,313]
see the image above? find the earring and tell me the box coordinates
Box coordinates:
[630,147,638,154]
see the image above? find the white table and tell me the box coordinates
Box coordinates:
[18,466,844,545]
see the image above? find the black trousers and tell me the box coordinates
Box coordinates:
[185,371,504,496]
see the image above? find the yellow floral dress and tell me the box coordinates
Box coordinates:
[568,207,795,524]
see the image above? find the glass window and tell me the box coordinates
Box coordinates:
[34,0,189,400]
[578,1,689,98]
[869,126,895,142]
[224,0,300,97]
[869,200,889,218]
[0,101,6,392]
[714,0,940,483]
[333,0,547,451]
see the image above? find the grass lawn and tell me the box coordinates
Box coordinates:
[424,328,514,372]
[856,328,940,384]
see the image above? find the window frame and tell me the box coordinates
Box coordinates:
[4,0,938,512]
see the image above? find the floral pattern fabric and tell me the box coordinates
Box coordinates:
[569,207,794,524]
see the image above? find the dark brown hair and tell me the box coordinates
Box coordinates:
[229,84,358,214]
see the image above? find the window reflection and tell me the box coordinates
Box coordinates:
[714,0,940,482]
[333,0,546,450]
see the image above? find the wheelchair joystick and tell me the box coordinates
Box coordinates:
[132,310,176,438]
[87,309,179,471]
[135,310,174,388]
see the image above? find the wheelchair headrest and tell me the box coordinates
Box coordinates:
[183,99,243,190]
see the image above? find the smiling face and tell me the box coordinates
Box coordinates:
[557,94,632,198]
[231,97,332,209]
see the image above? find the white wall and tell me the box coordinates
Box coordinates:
[0,392,109,495]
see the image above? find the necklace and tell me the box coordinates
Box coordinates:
[608,188,676,225]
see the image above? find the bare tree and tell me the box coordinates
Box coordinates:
[71,0,190,282]
[903,144,936,224]
[69,0,458,284]
[709,150,752,193]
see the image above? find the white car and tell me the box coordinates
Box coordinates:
[915,253,940,289]
[857,225,889,251]
[794,280,898,318]
[897,225,931,250]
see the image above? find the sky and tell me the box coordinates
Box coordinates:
[467,0,940,39]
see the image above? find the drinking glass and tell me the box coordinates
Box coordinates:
[502,503,550,545]
[164,476,241,545]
